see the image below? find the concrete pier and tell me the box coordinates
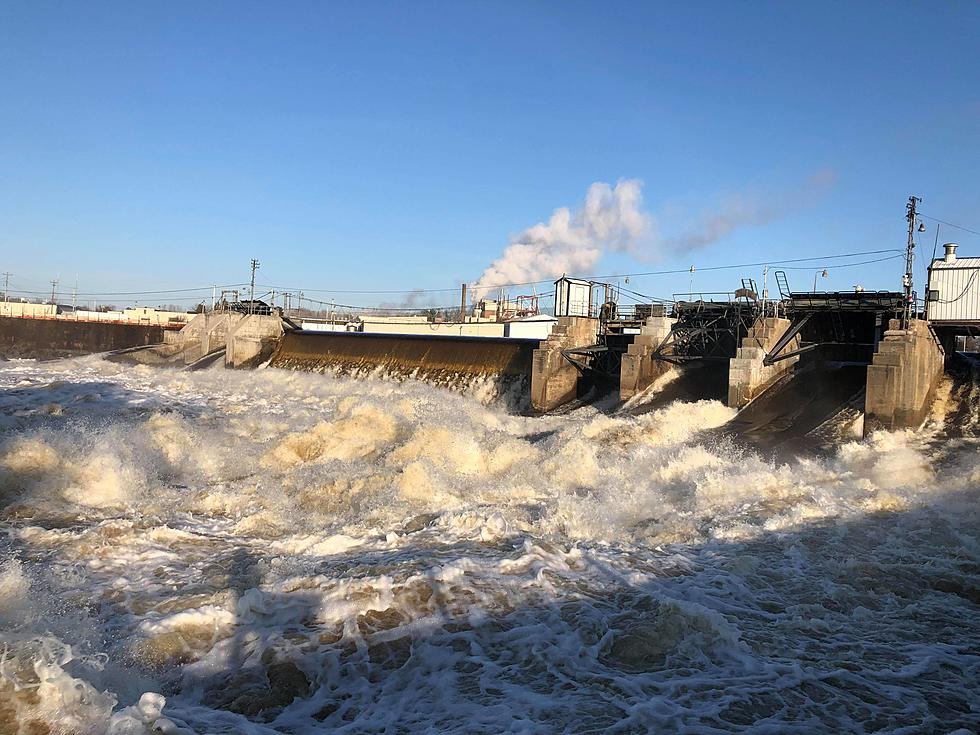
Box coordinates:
[727,317,801,408]
[227,315,284,368]
[619,316,674,400]
[109,312,249,366]
[530,317,598,412]
[864,319,944,433]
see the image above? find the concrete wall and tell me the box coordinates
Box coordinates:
[728,317,801,409]
[865,319,945,433]
[109,312,248,367]
[168,312,245,363]
[530,317,599,412]
[226,315,284,368]
[0,315,163,359]
[361,320,507,338]
[620,316,674,400]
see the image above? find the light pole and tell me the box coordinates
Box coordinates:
[902,196,927,328]
[812,269,828,292]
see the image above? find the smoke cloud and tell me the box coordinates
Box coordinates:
[661,169,836,252]
[471,170,834,295]
[471,179,650,297]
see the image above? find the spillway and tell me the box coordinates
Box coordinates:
[271,330,538,405]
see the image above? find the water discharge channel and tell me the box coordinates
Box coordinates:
[0,356,977,733]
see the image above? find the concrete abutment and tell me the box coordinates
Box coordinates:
[619,316,675,400]
[727,317,801,409]
[864,319,944,434]
[226,315,285,368]
[530,317,599,412]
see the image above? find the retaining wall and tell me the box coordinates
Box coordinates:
[0,316,163,359]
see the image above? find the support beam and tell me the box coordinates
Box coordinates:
[762,314,811,366]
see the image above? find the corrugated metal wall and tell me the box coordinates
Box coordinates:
[928,262,980,323]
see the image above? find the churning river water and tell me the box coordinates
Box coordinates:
[0,356,977,734]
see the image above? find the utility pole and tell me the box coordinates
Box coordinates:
[903,195,921,329]
[2,272,10,303]
[762,265,769,317]
[249,259,260,314]
[50,279,59,305]
[211,284,216,312]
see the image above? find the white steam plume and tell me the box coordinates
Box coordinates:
[471,170,834,296]
[471,179,650,298]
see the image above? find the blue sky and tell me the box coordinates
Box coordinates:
[1,1,978,309]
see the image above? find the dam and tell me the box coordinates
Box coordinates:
[3,231,978,438]
[0,241,976,734]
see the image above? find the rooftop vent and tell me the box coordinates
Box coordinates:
[944,242,958,264]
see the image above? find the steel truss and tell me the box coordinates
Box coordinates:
[651,299,760,364]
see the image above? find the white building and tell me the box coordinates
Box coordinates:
[926,243,980,326]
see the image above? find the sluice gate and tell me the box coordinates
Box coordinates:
[271,330,538,392]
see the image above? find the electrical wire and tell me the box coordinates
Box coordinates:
[933,270,978,304]
[775,254,904,271]
[254,248,904,295]
[3,247,905,304]
[918,214,980,238]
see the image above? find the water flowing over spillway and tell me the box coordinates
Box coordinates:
[0,357,977,734]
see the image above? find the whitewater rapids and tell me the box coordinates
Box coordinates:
[0,356,977,734]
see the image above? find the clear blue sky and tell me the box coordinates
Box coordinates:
[1,1,978,309]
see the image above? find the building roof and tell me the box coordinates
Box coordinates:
[930,257,980,269]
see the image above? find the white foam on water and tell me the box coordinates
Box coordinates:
[0,356,977,733]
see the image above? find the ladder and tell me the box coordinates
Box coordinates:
[774,271,792,299]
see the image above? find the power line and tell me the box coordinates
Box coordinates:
[0,283,243,297]
[777,254,903,271]
[255,248,905,296]
[587,249,903,281]
[918,213,980,237]
[4,247,906,306]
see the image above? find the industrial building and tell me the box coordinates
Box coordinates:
[926,242,980,352]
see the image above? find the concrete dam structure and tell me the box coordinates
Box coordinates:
[108,312,285,370]
[1,279,958,438]
[529,285,948,438]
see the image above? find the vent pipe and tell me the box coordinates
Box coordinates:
[943,242,958,264]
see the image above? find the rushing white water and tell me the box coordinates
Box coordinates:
[0,356,977,734]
